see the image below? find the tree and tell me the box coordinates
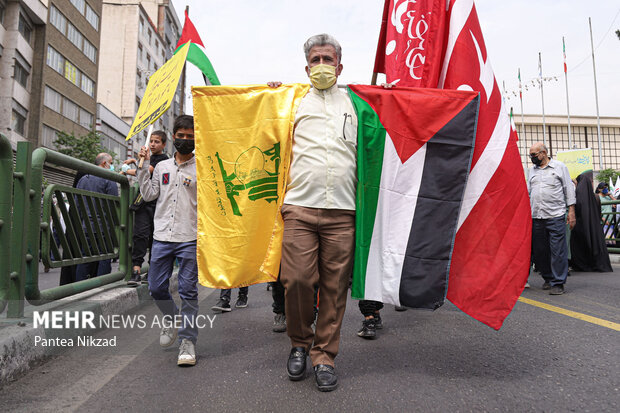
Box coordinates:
[595,168,619,185]
[53,130,115,164]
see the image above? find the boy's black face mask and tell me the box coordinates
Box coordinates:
[174,138,194,154]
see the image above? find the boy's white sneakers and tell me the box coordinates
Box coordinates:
[177,339,196,366]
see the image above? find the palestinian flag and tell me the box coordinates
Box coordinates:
[349,85,479,309]
[175,10,220,85]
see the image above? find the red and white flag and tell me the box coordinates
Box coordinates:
[373,0,532,329]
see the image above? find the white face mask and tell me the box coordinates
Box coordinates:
[309,64,337,89]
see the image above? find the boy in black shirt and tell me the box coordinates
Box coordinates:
[123,130,169,286]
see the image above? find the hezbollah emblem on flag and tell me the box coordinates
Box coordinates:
[216,143,281,216]
[193,84,310,288]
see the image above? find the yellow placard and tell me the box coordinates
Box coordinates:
[125,42,190,140]
[556,148,594,179]
[192,84,310,288]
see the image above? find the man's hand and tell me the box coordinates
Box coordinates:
[124,158,137,165]
[380,82,396,89]
[267,81,282,88]
[567,205,576,230]
[138,146,150,165]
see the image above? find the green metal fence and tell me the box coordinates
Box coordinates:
[601,199,620,253]
[0,133,140,318]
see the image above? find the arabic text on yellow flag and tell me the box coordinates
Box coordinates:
[556,148,594,179]
[193,84,310,288]
[125,42,190,140]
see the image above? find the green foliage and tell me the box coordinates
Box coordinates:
[595,168,619,185]
[53,130,115,164]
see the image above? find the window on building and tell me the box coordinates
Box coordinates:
[11,100,28,136]
[46,46,65,74]
[146,54,151,70]
[153,63,158,71]
[18,13,32,43]
[81,74,94,97]
[0,1,6,27]
[70,0,85,15]
[64,60,79,86]
[79,108,93,128]
[67,23,83,50]
[137,42,143,61]
[41,125,59,148]
[139,17,144,35]
[44,86,62,112]
[62,98,78,122]
[135,97,141,114]
[50,5,67,34]
[147,29,152,45]
[83,39,96,63]
[85,4,99,31]
[13,52,31,88]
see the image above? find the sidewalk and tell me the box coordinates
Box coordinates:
[0,261,183,385]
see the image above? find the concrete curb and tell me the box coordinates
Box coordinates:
[608,254,620,264]
[0,274,178,387]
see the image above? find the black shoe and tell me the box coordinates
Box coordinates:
[542,281,551,290]
[549,285,565,295]
[357,318,377,339]
[127,270,141,287]
[395,305,408,312]
[235,295,248,308]
[314,364,338,392]
[286,347,307,381]
[273,313,286,333]
[211,299,231,312]
[374,313,383,330]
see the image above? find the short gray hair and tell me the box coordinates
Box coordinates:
[303,33,342,64]
[95,153,112,166]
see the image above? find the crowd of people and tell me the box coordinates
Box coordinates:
[47,33,615,393]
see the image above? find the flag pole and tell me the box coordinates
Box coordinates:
[371,72,378,86]
[538,52,546,146]
[589,17,603,169]
[562,37,572,148]
[518,68,526,152]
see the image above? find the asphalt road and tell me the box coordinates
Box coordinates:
[1,267,618,412]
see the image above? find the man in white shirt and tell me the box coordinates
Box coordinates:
[527,142,576,295]
[271,33,357,392]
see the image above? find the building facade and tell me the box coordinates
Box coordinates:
[37,0,102,151]
[515,114,620,171]
[0,0,48,150]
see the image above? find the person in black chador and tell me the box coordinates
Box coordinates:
[569,173,613,272]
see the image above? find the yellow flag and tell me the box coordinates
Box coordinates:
[193,84,310,288]
[125,42,190,140]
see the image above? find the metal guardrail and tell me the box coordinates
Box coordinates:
[0,133,140,318]
[600,199,620,253]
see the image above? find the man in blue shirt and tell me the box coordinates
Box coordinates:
[75,153,118,281]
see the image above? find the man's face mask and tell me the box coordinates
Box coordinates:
[309,64,337,90]
[174,138,195,154]
[530,151,543,166]
[603,188,609,195]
